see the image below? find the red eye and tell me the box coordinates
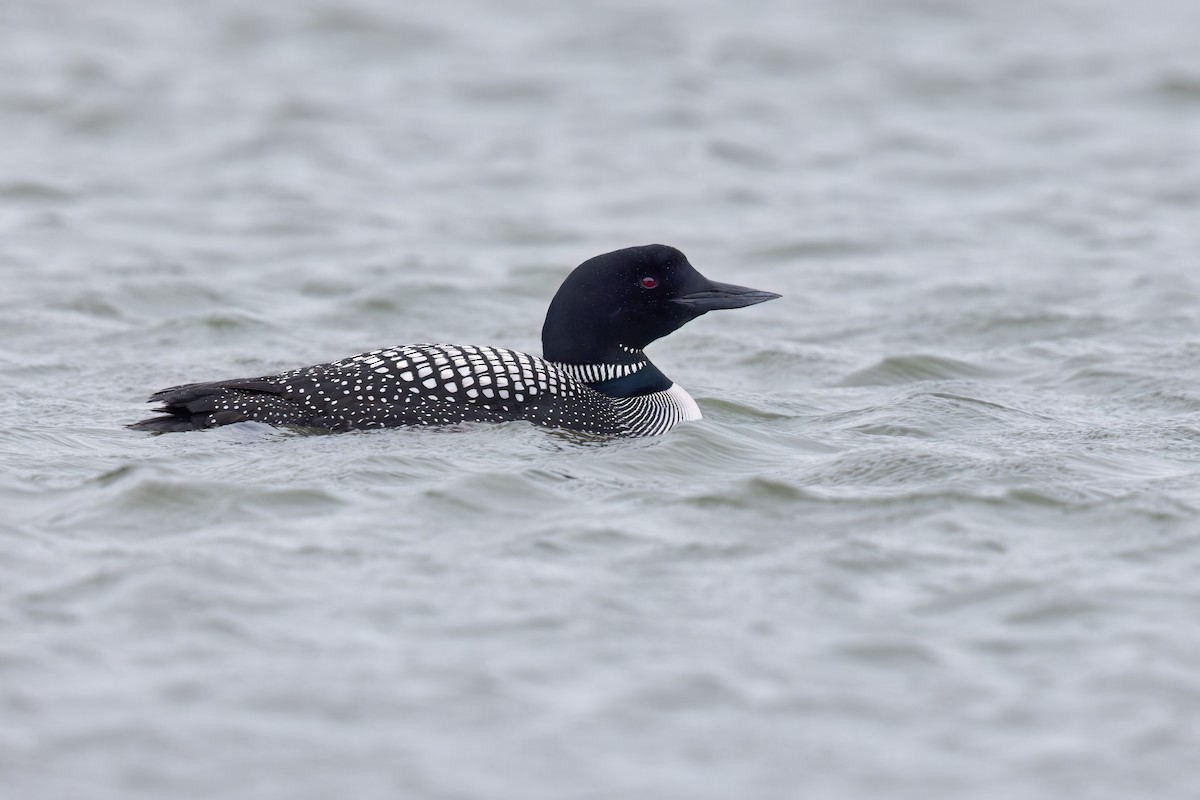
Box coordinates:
[641,276,658,289]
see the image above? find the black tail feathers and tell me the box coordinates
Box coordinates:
[129,378,284,433]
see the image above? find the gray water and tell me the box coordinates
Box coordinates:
[3,0,1200,797]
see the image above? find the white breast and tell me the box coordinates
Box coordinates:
[665,382,703,422]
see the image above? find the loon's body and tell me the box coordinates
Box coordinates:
[134,343,702,436]
[130,244,778,436]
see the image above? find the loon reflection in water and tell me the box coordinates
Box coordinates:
[130,244,780,436]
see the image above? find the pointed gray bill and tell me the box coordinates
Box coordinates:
[672,280,782,311]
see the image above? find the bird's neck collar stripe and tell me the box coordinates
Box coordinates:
[553,359,648,384]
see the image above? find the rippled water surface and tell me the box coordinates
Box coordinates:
[4,1,1200,797]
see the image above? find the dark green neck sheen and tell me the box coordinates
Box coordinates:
[587,362,671,398]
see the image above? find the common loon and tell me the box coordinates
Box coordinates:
[130,244,779,436]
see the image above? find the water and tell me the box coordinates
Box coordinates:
[3,0,1200,797]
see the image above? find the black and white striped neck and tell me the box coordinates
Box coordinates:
[553,359,640,383]
[549,344,672,398]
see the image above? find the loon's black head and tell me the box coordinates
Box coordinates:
[541,244,780,364]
